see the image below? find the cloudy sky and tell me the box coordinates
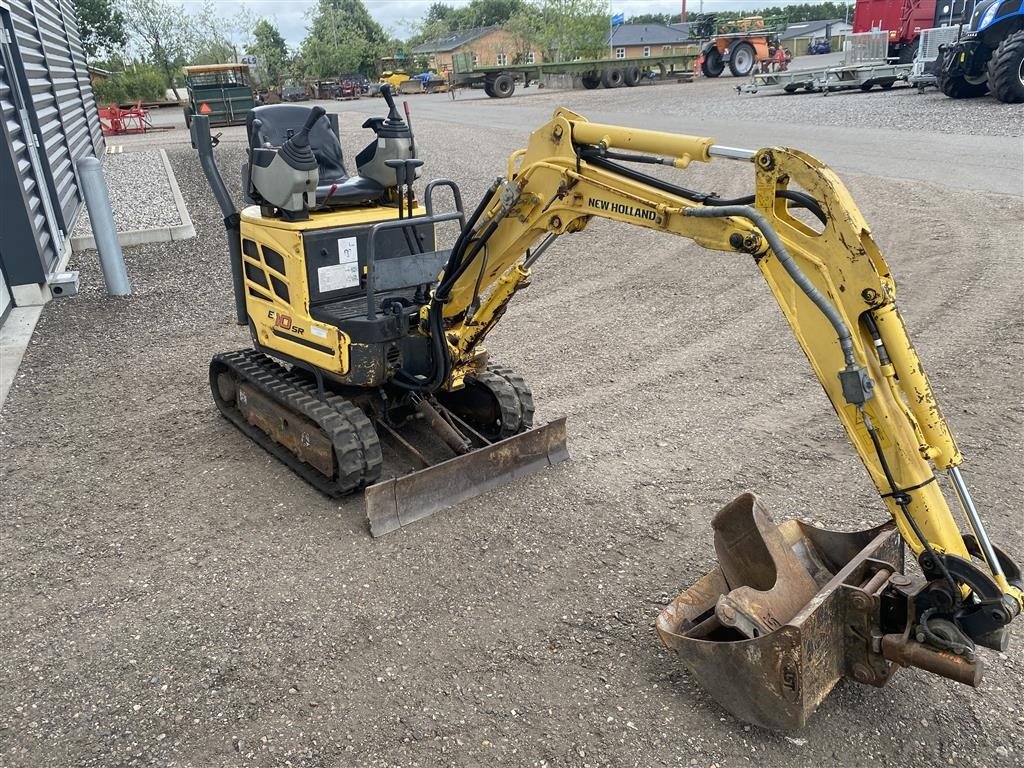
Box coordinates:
[177,1,818,47]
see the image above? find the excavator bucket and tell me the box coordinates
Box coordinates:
[364,417,569,536]
[657,493,905,731]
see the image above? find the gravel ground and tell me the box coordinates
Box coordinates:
[73,150,183,237]
[1,89,1022,767]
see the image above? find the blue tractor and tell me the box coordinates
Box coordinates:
[938,0,1024,102]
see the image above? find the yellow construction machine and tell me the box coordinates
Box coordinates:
[192,86,1021,729]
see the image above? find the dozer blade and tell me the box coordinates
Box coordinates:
[657,492,905,731]
[365,417,569,537]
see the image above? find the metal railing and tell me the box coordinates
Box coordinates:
[363,180,467,320]
[843,31,889,65]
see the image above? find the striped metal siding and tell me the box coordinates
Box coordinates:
[0,21,57,272]
[11,0,78,231]
[61,0,103,153]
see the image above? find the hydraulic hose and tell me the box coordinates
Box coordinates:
[584,154,826,225]
[685,205,856,368]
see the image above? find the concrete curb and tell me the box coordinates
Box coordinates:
[70,148,195,252]
[0,306,44,413]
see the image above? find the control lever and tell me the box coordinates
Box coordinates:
[385,158,425,219]
[380,84,402,122]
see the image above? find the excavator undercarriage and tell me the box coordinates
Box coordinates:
[191,89,1021,729]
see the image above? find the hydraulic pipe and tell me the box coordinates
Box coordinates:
[191,115,246,326]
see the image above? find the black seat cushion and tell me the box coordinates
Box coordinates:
[247,105,347,185]
[246,105,385,207]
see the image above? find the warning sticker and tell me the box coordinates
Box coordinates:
[317,237,359,292]
[199,102,212,114]
[318,262,359,292]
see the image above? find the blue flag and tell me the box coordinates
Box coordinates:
[611,12,625,26]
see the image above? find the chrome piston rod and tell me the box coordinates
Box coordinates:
[948,466,1004,579]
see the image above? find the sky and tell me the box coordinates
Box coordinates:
[177,0,839,47]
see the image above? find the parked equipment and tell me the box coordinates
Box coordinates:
[938,0,1024,102]
[909,25,961,90]
[192,93,1021,728]
[698,17,773,77]
[182,64,256,128]
[99,102,152,135]
[853,0,939,61]
[743,31,911,93]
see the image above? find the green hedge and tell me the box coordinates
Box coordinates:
[93,65,167,105]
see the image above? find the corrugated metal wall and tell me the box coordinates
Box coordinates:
[0,0,102,295]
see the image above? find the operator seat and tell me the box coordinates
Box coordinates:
[245,105,385,208]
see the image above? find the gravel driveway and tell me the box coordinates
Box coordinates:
[1,82,1021,768]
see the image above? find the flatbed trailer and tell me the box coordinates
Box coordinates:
[451,51,698,98]
[741,61,913,94]
[740,30,913,95]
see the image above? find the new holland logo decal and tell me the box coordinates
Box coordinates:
[588,198,657,221]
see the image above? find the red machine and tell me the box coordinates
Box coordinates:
[98,103,152,136]
[853,0,938,61]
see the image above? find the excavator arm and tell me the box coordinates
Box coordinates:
[411,108,1020,722]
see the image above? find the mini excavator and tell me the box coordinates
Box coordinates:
[192,87,1021,729]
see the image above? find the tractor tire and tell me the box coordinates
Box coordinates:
[601,67,624,88]
[728,41,757,77]
[623,65,641,86]
[988,29,1024,104]
[491,73,515,98]
[581,72,601,89]
[183,105,193,128]
[939,71,989,98]
[939,45,991,98]
[701,48,725,78]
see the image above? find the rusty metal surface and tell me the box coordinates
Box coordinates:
[656,494,902,731]
[236,382,334,477]
[881,633,982,687]
[712,493,821,638]
[365,417,569,537]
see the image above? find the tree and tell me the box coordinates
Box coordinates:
[188,1,255,65]
[505,7,542,63]
[246,20,289,88]
[299,0,389,77]
[75,0,127,59]
[535,0,608,62]
[122,0,192,99]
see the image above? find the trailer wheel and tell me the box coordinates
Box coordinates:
[988,29,1024,104]
[728,42,757,77]
[581,72,601,89]
[483,80,495,97]
[898,39,920,65]
[623,65,641,86]
[701,48,725,78]
[183,105,193,128]
[491,73,515,98]
[601,67,624,88]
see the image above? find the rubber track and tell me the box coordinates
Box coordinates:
[465,370,524,439]
[487,364,535,430]
[211,349,382,497]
